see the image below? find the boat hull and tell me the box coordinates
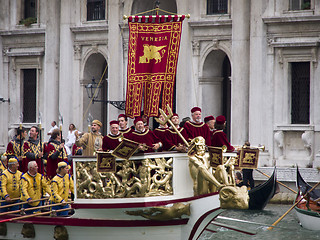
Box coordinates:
[295,206,320,231]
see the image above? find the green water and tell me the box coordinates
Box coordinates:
[199,204,320,240]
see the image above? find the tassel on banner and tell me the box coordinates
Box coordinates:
[124,14,190,23]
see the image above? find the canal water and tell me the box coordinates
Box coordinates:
[199,204,320,240]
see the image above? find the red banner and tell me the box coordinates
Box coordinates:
[125,17,183,118]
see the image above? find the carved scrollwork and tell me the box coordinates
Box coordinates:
[76,157,173,199]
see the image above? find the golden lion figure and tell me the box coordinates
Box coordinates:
[139,44,166,63]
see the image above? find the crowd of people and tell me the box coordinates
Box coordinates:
[0,106,254,215]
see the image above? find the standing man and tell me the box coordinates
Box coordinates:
[46,129,68,179]
[75,120,103,156]
[118,114,132,134]
[204,115,216,146]
[153,114,168,151]
[49,162,74,216]
[211,115,234,151]
[5,127,27,172]
[47,121,59,140]
[124,117,162,153]
[102,120,122,151]
[20,161,49,213]
[183,107,211,146]
[165,113,188,152]
[24,126,44,174]
[0,158,22,212]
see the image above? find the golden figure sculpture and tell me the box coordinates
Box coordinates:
[125,203,190,221]
[76,157,173,199]
[188,136,249,209]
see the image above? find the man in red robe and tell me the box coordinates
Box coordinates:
[153,114,169,151]
[204,115,216,146]
[183,107,211,146]
[211,115,234,151]
[164,113,188,152]
[118,114,133,134]
[46,129,68,179]
[24,126,44,174]
[124,117,162,153]
[102,120,122,151]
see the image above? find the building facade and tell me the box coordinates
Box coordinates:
[0,0,319,168]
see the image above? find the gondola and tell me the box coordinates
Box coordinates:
[294,167,320,230]
[248,167,278,210]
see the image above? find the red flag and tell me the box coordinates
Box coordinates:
[126,18,183,118]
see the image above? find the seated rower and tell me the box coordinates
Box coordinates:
[20,161,50,214]
[124,117,162,153]
[102,120,123,151]
[49,162,74,216]
[0,158,22,212]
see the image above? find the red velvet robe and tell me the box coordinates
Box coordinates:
[153,127,168,151]
[102,133,122,151]
[211,130,234,151]
[23,139,44,174]
[164,127,188,151]
[183,121,212,145]
[124,129,161,153]
[46,141,68,179]
[119,128,133,134]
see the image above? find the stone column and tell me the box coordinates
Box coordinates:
[43,0,60,138]
[231,0,250,145]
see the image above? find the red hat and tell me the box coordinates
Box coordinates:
[171,113,179,118]
[110,120,119,126]
[191,107,201,113]
[118,114,126,119]
[204,115,215,123]
[134,117,143,125]
[216,115,226,125]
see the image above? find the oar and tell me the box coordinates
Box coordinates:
[0,198,48,209]
[255,169,297,194]
[267,181,320,230]
[0,207,73,223]
[210,221,256,235]
[0,201,73,217]
[0,198,20,203]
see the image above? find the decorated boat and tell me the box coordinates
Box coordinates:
[294,167,320,231]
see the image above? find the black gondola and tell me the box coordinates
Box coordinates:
[296,166,320,200]
[248,167,278,210]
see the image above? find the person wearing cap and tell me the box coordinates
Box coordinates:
[4,126,27,172]
[211,115,234,151]
[102,120,122,151]
[23,126,44,174]
[124,117,162,153]
[0,158,22,212]
[140,111,149,129]
[153,114,169,151]
[46,129,68,179]
[75,119,103,156]
[164,113,188,152]
[49,162,74,216]
[118,114,132,134]
[183,107,211,145]
[204,115,216,146]
[20,161,50,213]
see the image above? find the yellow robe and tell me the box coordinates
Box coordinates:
[49,174,74,203]
[20,172,49,206]
[0,169,22,199]
[75,132,102,156]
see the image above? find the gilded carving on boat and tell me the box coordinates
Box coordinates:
[76,157,173,199]
[125,203,190,221]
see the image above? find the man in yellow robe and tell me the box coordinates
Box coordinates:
[49,161,74,216]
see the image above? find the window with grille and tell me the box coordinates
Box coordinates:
[24,0,37,18]
[291,62,310,124]
[207,0,228,15]
[87,0,105,21]
[289,0,311,10]
[23,69,37,123]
